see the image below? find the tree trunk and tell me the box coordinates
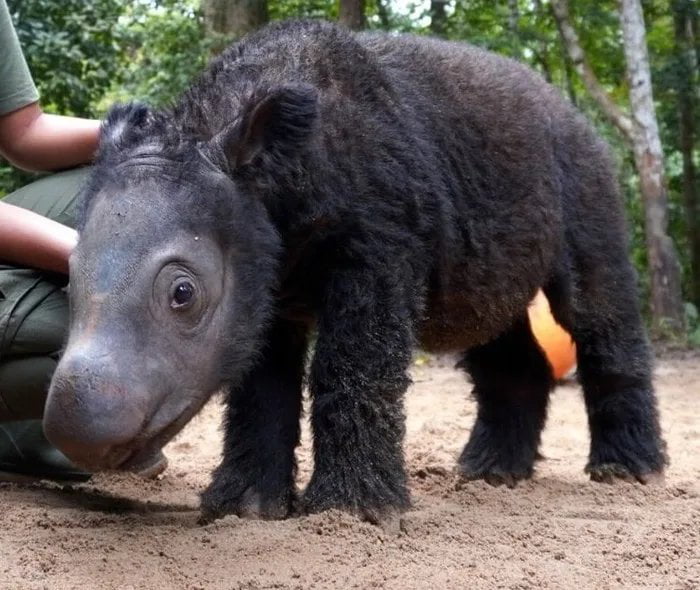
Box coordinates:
[561,42,577,105]
[532,0,553,83]
[552,0,686,338]
[674,0,700,308]
[339,0,365,30]
[430,0,448,37]
[691,3,700,70]
[551,0,634,143]
[548,0,578,105]
[508,0,519,34]
[376,0,390,30]
[507,0,521,57]
[202,0,268,48]
[619,0,686,337]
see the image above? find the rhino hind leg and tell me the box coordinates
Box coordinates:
[546,261,667,484]
[457,314,554,487]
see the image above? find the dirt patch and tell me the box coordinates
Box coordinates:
[1,352,698,589]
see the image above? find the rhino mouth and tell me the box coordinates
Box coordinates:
[113,394,212,472]
[67,391,216,474]
[117,446,168,478]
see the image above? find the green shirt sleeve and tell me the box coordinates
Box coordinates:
[0,0,39,116]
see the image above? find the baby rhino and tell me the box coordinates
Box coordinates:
[44,20,666,523]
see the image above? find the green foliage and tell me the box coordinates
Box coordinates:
[1,0,125,195]
[268,0,335,20]
[450,0,520,54]
[7,0,125,117]
[686,303,700,347]
[646,0,699,307]
[1,0,209,195]
[101,0,211,109]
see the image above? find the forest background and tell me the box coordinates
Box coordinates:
[2,0,699,344]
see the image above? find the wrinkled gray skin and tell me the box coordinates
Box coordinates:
[44,156,276,471]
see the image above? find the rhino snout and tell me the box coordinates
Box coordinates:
[43,347,150,470]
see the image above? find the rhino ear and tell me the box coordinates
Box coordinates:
[216,84,318,172]
[100,102,151,150]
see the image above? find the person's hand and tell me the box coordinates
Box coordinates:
[0,201,77,274]
[0,102,100,172]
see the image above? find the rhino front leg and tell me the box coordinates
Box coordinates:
[303,269,413,524]
[200,319,307,522]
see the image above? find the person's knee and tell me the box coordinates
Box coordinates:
[0,356,58,420]
[12,287,68,356]
[2,282,68,358]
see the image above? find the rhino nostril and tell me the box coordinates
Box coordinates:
[44,361,147,468]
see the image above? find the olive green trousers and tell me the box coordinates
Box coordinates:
[0,168,89,420]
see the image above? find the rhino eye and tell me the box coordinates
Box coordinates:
[171,280,195,309]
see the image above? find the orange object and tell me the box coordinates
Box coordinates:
[528,290,577,380]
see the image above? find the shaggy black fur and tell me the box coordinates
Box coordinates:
[457,315,554,487]
[78,20,666,522]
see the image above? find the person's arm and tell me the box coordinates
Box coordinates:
[0,201,77,273]
[0,101,100,172]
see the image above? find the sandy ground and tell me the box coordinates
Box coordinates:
[1,351,698,590]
